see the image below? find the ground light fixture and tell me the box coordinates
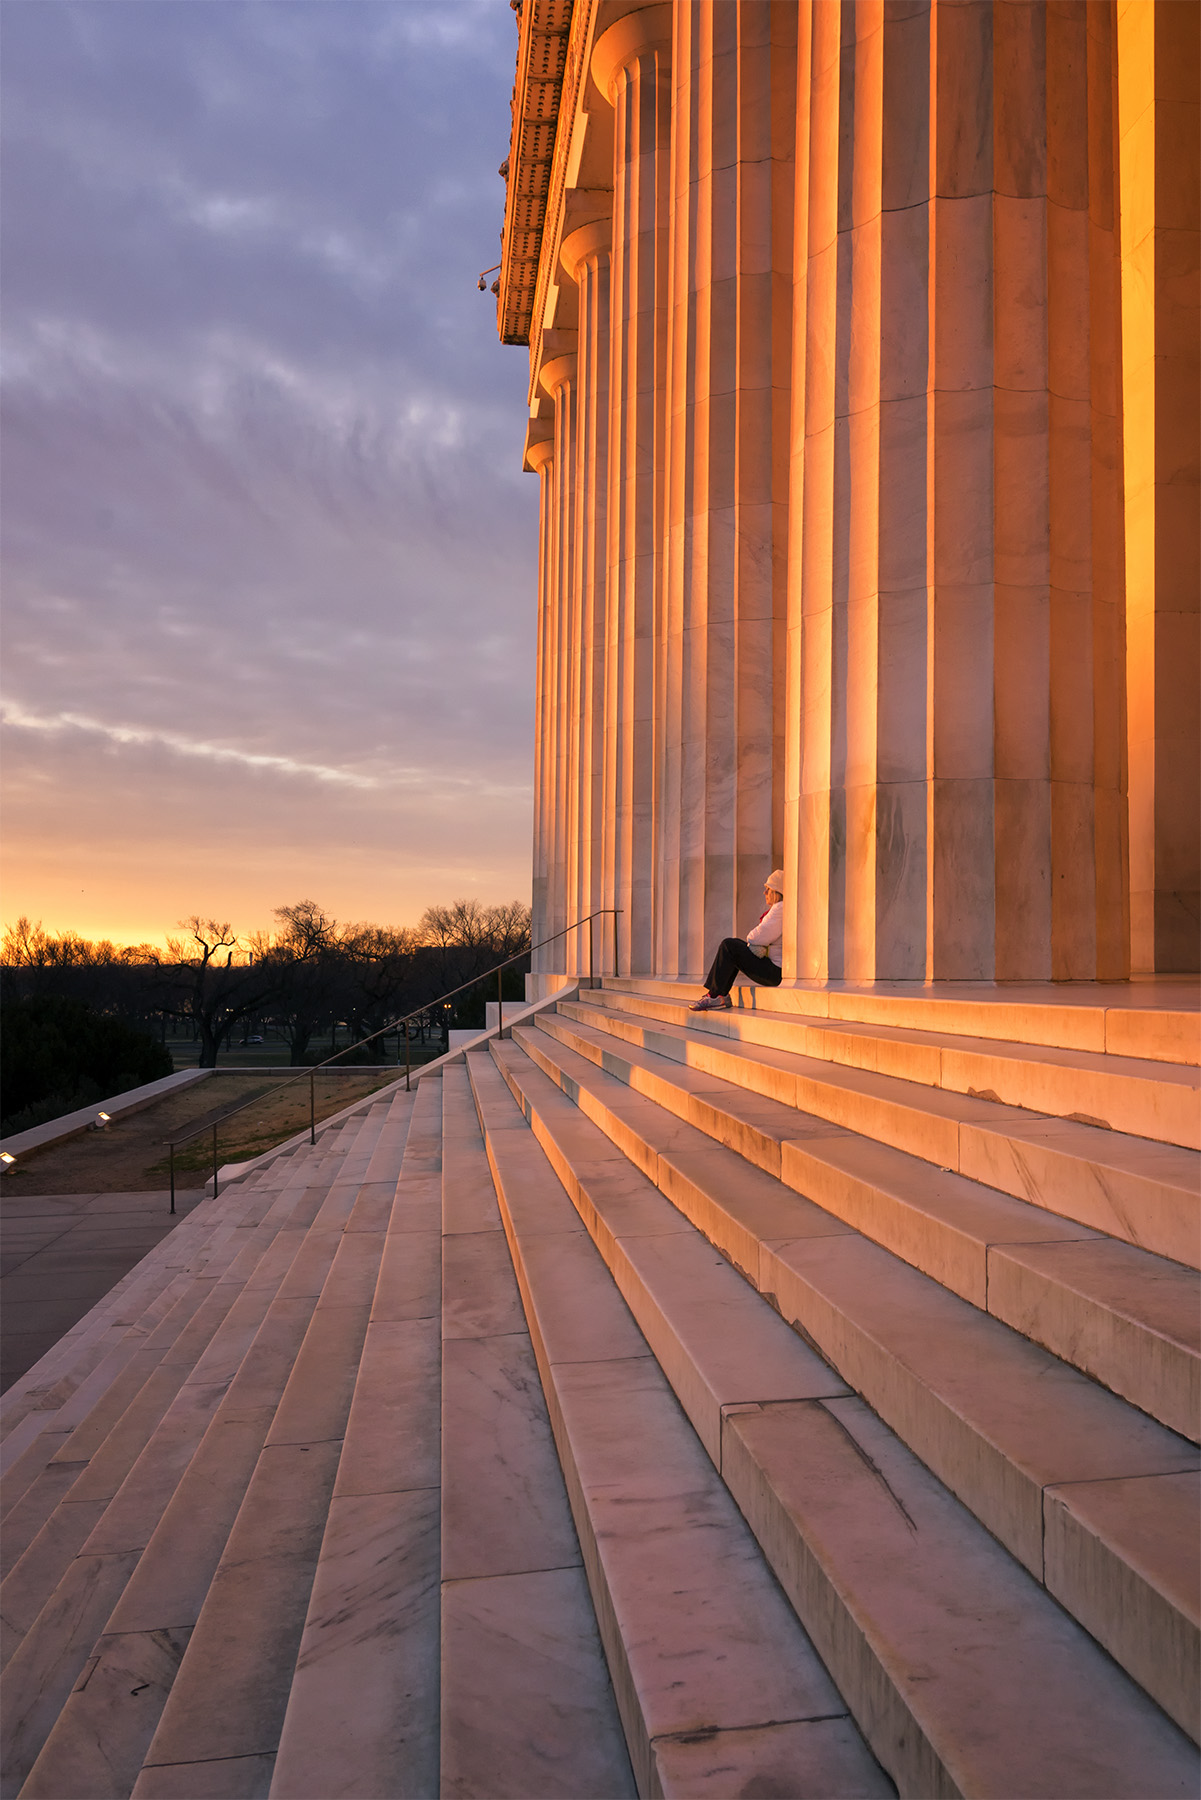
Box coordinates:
[0,1152,15,1168]
[91,1112,111,1131]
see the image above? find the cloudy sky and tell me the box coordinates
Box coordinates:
[1,0,538,946]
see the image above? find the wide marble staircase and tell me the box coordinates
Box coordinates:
[2,979,1198,1798]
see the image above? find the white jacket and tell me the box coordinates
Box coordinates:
[746,899,783,966]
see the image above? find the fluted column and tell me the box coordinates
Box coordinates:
[539,355,578,972]
[1118,0,1200,971]
[786,0,1129,983]
[593,4,672,977]
[562,221,613,978]
[526,433,556,975]
[659,2,796,977]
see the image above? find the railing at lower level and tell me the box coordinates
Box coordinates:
[165,909,621,1212]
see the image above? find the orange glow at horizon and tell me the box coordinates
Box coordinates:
[1,794,533,953]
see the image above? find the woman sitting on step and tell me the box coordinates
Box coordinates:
[690,870,785,1013]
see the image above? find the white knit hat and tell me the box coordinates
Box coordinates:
[767,869,785,894]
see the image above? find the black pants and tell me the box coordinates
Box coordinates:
[703,938,783,997]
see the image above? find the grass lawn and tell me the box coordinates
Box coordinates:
[0,1067,411,1194]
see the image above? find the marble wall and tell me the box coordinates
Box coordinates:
[509,0,1198,986]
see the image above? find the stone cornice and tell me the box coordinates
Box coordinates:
[497,0,574,348]
[522,0,602,387]
[497,0,591,349]
[498,2,665,410]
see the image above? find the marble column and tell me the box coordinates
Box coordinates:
[1118,0,1200,972]
[561,221,613,978]
[658,2,796,978]
[592,4,673,977]
[526,434,557,976]
[529,428,561,979]
[539,355,578,971]
[786,0,1130,984]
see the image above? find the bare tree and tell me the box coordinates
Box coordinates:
[161,918,282,1068]
[338,923,422,1053]
[0,918,161,969]
[418,899,485,953]
[1,917,50,964]
[270,900,338,959]
[415,899,533,1029]
[483,901,533,960]
[418,899,531,967]
[262,901,342,1065]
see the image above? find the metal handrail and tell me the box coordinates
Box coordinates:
[165,908,621,1213]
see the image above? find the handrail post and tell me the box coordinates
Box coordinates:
[405,1023,411,1092]
[588,914,594,988]
[169,1143,175,1216]
[612,909,619,980]
[212,1123,219,1200]
[497,967,504,1039]
[310,1068,316,1146]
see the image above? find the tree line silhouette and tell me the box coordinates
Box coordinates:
[1,899,533,1092]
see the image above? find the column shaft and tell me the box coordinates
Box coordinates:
[661,1,795,977]
[564,227,613,976]
[786,0,1129,983]
[527,437,556,973]
[596,7,673,976]
[1119,0,1200,971]
[541,357,578,969]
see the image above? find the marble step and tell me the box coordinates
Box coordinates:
[2,1247,324,1791]
[0,1109,391,1450]
[4,1099,417,1798]
[313,1105,392,1184]
[0,1170,347,1639]
[490,1037,1201,1742]
[212,1091,413,1208]
[0,1114,395,1513]
[1,1191,364,1795]
[15,1223,413,1791]
[241,1110,391,1196]
[0,1207,273,1520]
[599,975,1201,1066]
[119,1093,420,1800]
[577,987,1201,1150]
[466,1053,894,1800]
[530,1013,1200,1437]
[267,1076,443,1800]
[211,1110,379,1199]
[432,1065,636,1800]
[0,1173,320,1468]
[468,1050,1198,1797]
[0,1191,265,1449]
[562,998,1201,1266]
